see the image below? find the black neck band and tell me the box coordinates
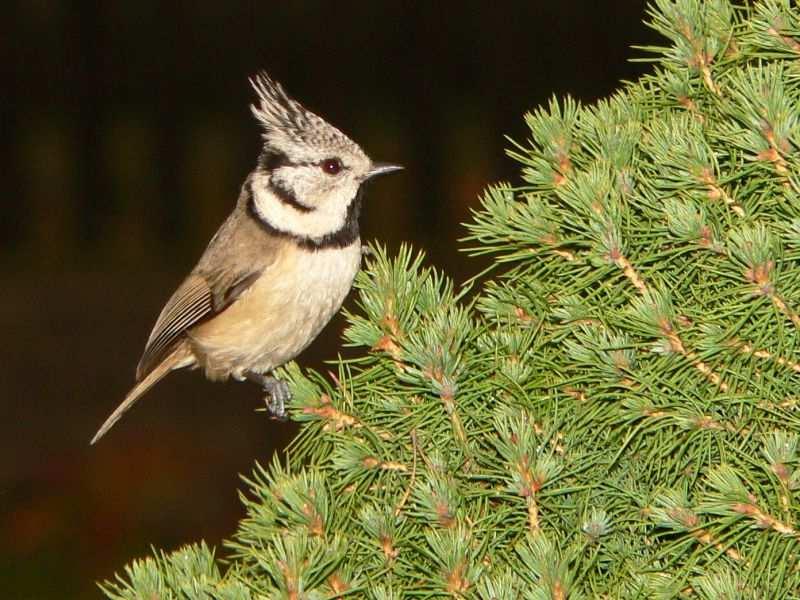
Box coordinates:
[246,180,361,250]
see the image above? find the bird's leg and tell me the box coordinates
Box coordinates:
[245,371,290,421]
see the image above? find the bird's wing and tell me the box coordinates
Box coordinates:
[135,269,262,381]
[134,182,285,381]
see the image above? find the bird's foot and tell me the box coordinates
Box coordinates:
[262,376,290,421]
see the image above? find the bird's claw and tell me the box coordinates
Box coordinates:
[262,377,290,421]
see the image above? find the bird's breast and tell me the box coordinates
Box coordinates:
[189,241,362,379]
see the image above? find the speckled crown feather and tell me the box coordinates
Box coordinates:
[249,72,362,163]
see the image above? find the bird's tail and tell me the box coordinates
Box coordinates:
[90,348,187,445]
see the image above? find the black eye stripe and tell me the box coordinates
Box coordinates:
[259,151,348,173]
[260,151,291,171]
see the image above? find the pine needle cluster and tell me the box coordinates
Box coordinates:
[102,1,800,597]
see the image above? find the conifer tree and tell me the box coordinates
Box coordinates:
[101,1,800,597]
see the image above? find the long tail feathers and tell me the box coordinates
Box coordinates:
[90,351,183,445]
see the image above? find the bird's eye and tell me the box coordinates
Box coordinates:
[321,158,343,175]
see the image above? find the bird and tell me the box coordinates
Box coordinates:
[90,72,403,444]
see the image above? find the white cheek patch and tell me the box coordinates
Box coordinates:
[251,171,350,240]
[270,167,329,211]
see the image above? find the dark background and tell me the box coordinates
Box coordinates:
[1,3,660,598]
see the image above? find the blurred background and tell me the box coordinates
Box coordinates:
[1,2,660,597]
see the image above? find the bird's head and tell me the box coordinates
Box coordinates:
[247,73,402,243]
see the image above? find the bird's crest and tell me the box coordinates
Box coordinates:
[249,72,361,163]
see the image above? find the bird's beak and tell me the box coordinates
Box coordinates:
[365,162,404,181]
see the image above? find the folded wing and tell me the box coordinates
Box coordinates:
[136,270,262,380]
